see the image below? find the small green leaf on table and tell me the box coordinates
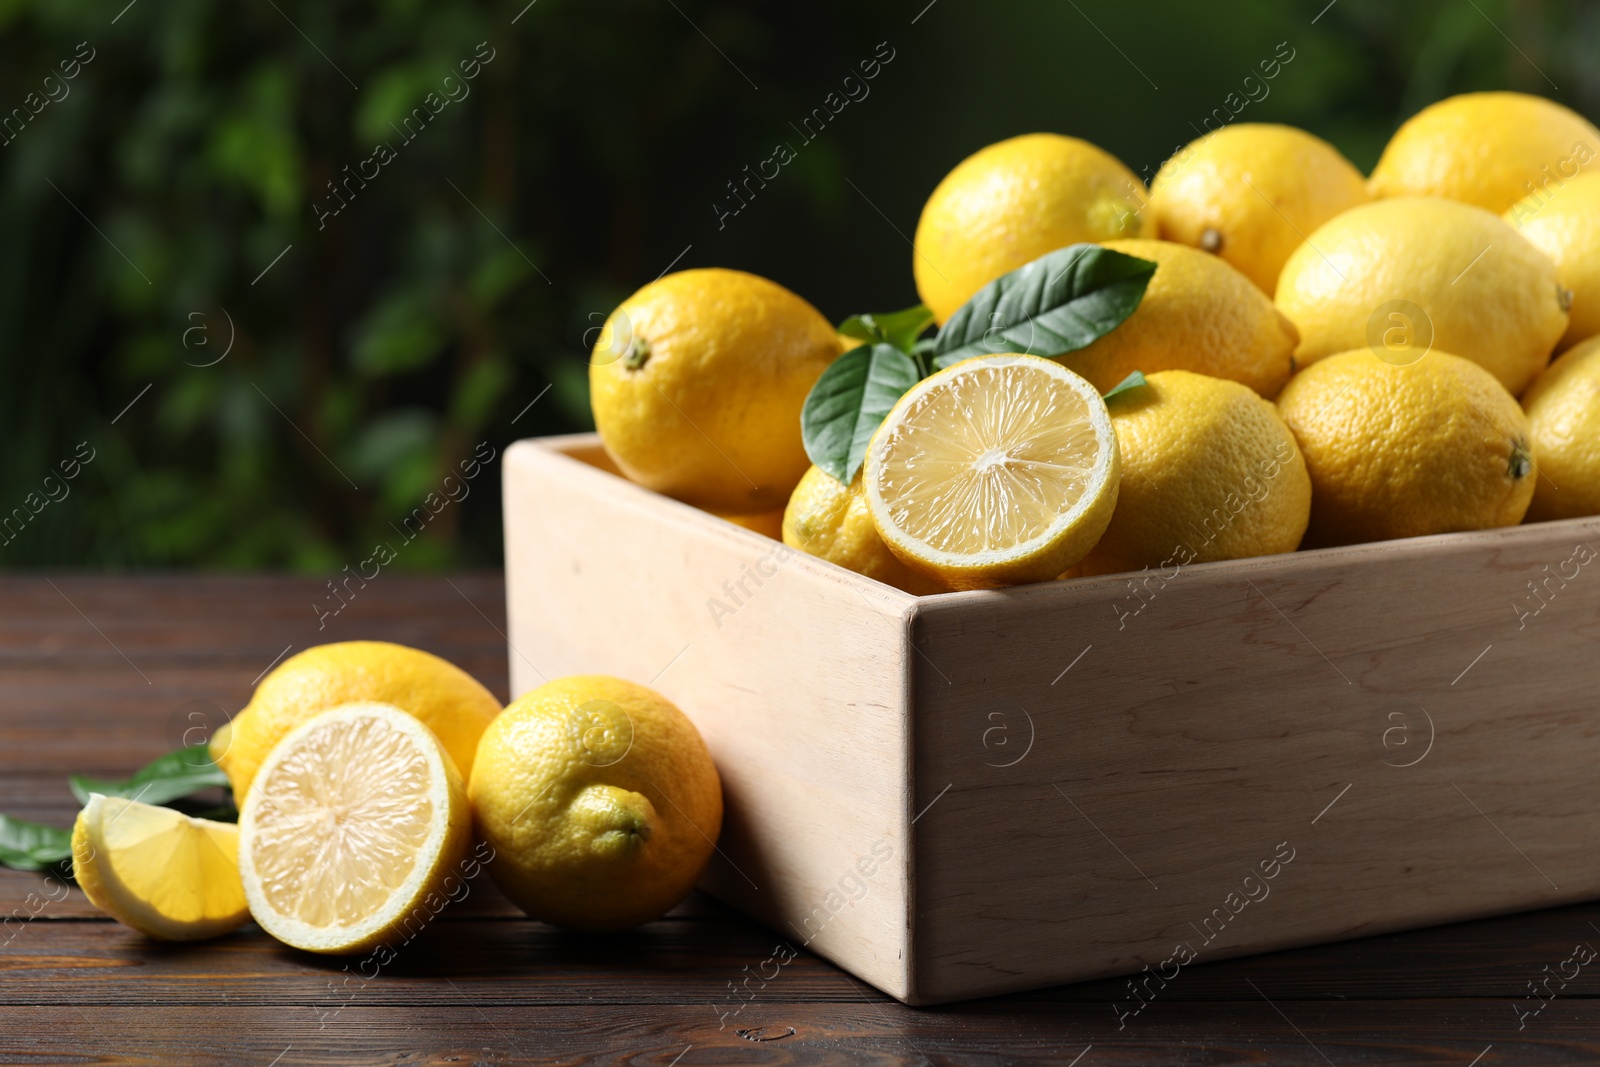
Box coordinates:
[933,244,1157,369]
[69,744,230,807]
[837,304,935,354]
[801,343,922,484]
[0,813,72,871]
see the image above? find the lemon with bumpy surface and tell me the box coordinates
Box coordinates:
[1508,171,1600,352]
[865,354,1119,590]
[913,134,1152,324]
[589,269,838,514]
[72,794,250,941]
[238,702,472,954]
[1151,123,1369,294]
[1058,239,1297,398]
[212,641,501,802]
[783,465,946,594]
[1276,350,1535,546]
[1275,197,1569,396]
[469,676,723,932]
[1368,91,1600,214]
[1074,371,1310,576]
[1521,336,1600,522]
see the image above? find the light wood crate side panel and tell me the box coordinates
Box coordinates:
[503,438,917,998]
[907,521,1600,1004]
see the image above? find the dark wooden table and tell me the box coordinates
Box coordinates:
[3,575,1598,1065]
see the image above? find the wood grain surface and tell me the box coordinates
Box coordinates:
[5,574,1600,1064]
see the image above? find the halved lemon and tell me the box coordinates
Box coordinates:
[72,793,250,940]
[238,702,471,954]
[864,354,1120,589]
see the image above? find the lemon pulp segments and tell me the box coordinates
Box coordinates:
[73,794,249,940]
[865,354,1119,588]
[251,714,433,927]
[239,702,470,954]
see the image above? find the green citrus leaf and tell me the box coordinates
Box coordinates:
[1102,370,1148,403]
[69,744,229,807]
[933,244,1156,369]
[837,304,934,354]
[0,813,72,872]
[801,343,921,484]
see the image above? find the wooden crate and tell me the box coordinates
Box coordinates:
[503,433,1600,1006]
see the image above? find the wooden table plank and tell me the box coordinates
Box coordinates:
[2,1002,1595,1066]
[2,575,1595,1064]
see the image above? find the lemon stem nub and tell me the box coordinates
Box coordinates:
[623,336,652,371]
[1510,443,1532,480]
[1200,227,1224,253]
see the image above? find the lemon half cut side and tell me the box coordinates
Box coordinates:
[864,354,1120,590]
[238,701,471,955]
[72,793,250,941]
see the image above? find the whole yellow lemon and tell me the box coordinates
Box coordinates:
[469,676,722,932]
[1058,239,1297,398]
[212,641,501,801]
[1369,91,1600,214]
[1521,336,1600,522]
[1074,371,1310,577]
[912,134,1152,324]
[1277,350,1534,546]
[1275,197,1568,396]
[1507,171,1600,351]
[1151,123,1369,294]
[589,269,838,514]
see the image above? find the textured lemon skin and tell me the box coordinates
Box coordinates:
[1275,197,1568,396]
[71,798,249,942]
[1277,350,1534,547]
[1509,172,1600,351]
[913,134,1153,324]
[782,466,946,594]
[469,676,723,932]
[1151,123,1369,294]
[865,355,1120,590]
[1369,91,1600,214]
[1522,336,1600,522]
[1074,371,1310,577]
[238,705,473,956]
[212,641,501,802]
[1059,239,1297,398]
[589,269,838,514]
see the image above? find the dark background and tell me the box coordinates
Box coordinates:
[2,0,1593,570]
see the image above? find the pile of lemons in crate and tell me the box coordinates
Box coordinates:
[590,91,1600,593]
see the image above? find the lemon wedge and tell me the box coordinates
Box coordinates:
[238,702,471,954]
[72,793,250,941]
[864,353,1120,589]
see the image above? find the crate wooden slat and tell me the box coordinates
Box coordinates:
[504,433,1600,1005]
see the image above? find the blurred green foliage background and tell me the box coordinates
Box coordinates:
[1,0,1593,569]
